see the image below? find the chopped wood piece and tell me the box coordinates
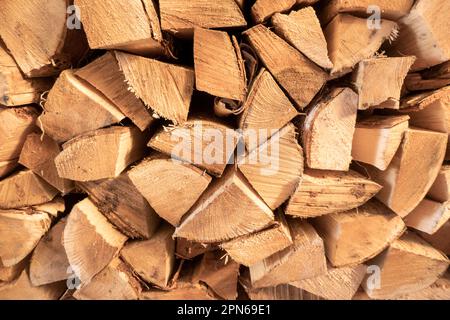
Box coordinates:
[0,170,58,209]
[63,198,128,284]
[221,211,292,266]
[0,160,17,179]
[404,199,450,235]
[78,172,160,239]
[55,126,147,182]
[395,273,450,300]
[272,7,333,69]
[249,220,327,288]
[76,52,154,131]
[176,238,216,260]
[405,61,450,92]
[0,0,88,77]
[428,166,450,203]
[148,117,239,177]
[30,218,70,286]
[140,282,216,300]
[251,0,296,24]
[239,123,304,210]
[19,133,74,194]
[246,284,322,300]
[194,28,246,101]
[73,258,141,300]
[325,14,397,76]
[352,115,409,170]
[391,0,450,71]
[128,156,212,226]
[418,221,450,256]
[303,87,358,171]
[353,57,416,110]
[358,128,447,217]
[243,25,328,109]
[174,167,275,243]
[115,52,195,124]
[313,200,406,267]
[121,224,175,288]
[75,0,165,56]
[286,169,381,218]
[159,0,246,37]
[362,232,449,299]
[39,69,125,143]
[0,258,28,282]
[291,264,367,300]
[32,197,65,218]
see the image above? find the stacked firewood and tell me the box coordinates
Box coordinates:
[0,0,449,300]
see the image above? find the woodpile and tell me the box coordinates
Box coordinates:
[0,0,449,301]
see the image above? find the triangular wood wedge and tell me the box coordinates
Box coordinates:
[428,165,450,202]
[418,221,450,255]
[243,25,328,109]
[63,198,128,284]
[394,272,450,300]
[286,169,381,218]
[238,123,304,210]
[251,0,296,24]
[352,115,409,170]
[120,224,175,288]
[176,238,216,260]
[115,52,195,125]
[55,126,147,181]
[128,155,212,226]
[140,282,217,300]
[362,232,449,299]
[313,200,406,267]
[404,199,450,235]
[174,167,275,243]
[272,7,333,69]
[249,220,327,288]
[303,87,358,171]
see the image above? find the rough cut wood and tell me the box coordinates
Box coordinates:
[76,52,154,131]
[353,57,416,110]
[55,126,147,181]
[249,220,327,288]
[362,232,449,299]
[0,258,28,283]
[303,87,358,171]
[176,238,215,260]
[352,115,409,170]
[0,0,88,77]
[286,169,381,218]
[245,284,322,300]
[325,14,397,76]
[428,165,450,203]
[395,273,450,300]
[404,199,450,235]
[115,52,195,124]
[128,155,212,226]
[243,25,328,109]
[272,7,333,70]
[418,221,450,256]
[194,28,246,101]
[391,0,450,71]
[405,61,450,92]
[75,0,164,56]
[19,133,74,194]
[159,0,246,36]
[141,282,216,300]
[0,160,17,179]
[251,0,296,24]
[63,198,128,284]
[174,167,274,243]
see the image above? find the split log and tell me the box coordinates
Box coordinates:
[0,0,88,77]
[391,0,450,71]
[251,0,296,24]
[395,273,450,300]
[243,24,328,109]
[159,0,246,37]
[120,224,175,288]
[272,7,333,69]
[115,52,195,125]
[428,165,450,203]
[302,87,358,171]
[418,221,450,256]
[76,52,154,131]
[362,232,449,299]
[0,160,17,179]
[352,57,416,110]
[55,126,147,181]
[285,169,381,218]
[176,238,215,260]
[405,61,450,92]
[325,14,397,76]
[313,200,406,267]
[141,282,216,300]
[19,133,74,194]
[246,284,322,300]
[174,167,275,243]
[0,258,28,283]
[128,155,212,226]
[194,28,246,101]
[404,199,450,235]
[352,115,409,170]
[63,198,128,284]
[39,69,125,143]
[249,220,327,288]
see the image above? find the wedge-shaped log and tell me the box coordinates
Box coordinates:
[418,221,450,256]
[174,167,274,243]
[313,200,406,267]
[55,126,147,181]
[428,165,450,203]
[303,87,358,171]
[141,282,216,300]
[394,273,450,300]
[405,199,450,235]
[251,0,296,24]
[286,169,381,218]
[243,25,328,109]
[176,238,216,260]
